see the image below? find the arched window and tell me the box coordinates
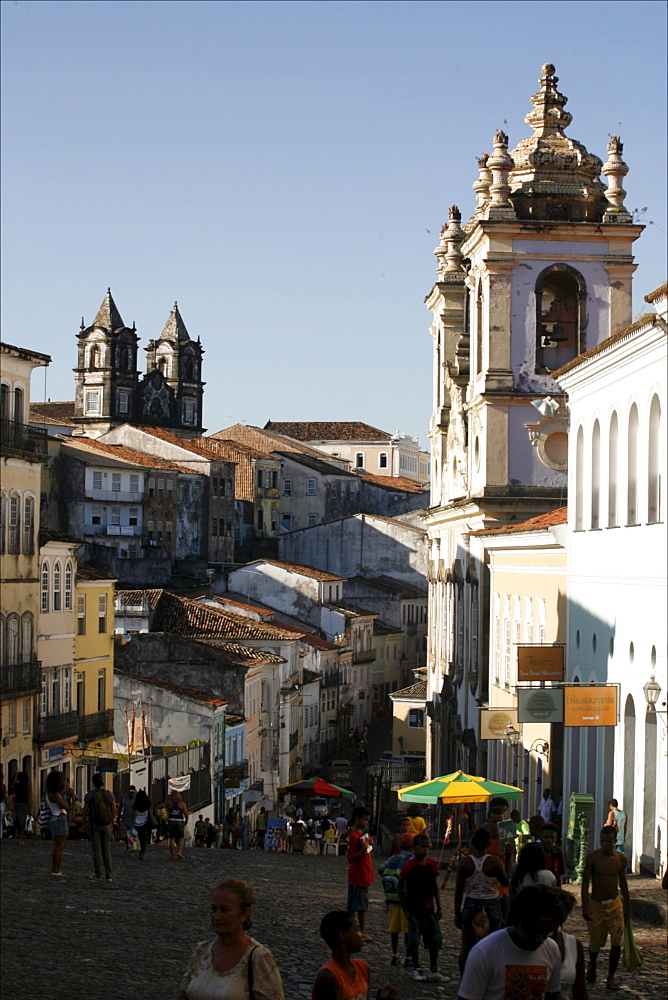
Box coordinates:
[627,404,639,525]
[608,412,619,527]
[524,597,534,645]
[535,264,586,372]
[89,345,101,369]
[0,615,4,665]
[158,356,169,377]
[41,562,49,612]
[53,562,62,611]
[22,496,34,554]
[0,383,9,420]
[0,493,5,554]
[14,387,24,423]
[575,426,584,530]
[591,420,601,529]
[6,615,20,665]
[21,613,33,662]
[648,395,662,523]
[64,561,73,611]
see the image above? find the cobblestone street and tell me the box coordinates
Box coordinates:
[1,837,666,999]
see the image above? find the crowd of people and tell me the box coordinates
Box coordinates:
[1,764,651,999]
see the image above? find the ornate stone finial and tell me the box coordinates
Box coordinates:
[525,62,572,138]
[486,130,516,219]
[602,135,632,222]
[80,317,85,331]
[472,154,492,214]
[434,206,466,276]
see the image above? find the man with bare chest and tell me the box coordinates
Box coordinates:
[581,825,630,990]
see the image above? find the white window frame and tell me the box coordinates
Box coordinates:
[85,389,102,415]
[407,707,425,729]
[64,561,73,611]
[41,562,49,613]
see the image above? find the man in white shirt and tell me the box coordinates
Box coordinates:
[538,788,557,825]
[458,885,563,1000]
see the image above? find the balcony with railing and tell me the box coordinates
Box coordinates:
[1,418,48,460]
[352,648,376,665]
[79,708,115,741]
[37,711,80,744]
[0,660,41,699]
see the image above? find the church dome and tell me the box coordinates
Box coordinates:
[508,64,608,222]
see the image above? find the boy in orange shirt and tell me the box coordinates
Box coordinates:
[312,911,396,1000]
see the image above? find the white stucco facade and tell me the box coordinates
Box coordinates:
[558,288,667,875]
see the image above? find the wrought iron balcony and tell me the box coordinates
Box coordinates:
[37,711,80,744]
[352,648,376,664]
[1,418,48,460]
[0,660,41,699]
[79,708,115,741]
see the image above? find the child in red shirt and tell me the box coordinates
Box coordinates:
[346,806,375,941]
[399,833,449,984]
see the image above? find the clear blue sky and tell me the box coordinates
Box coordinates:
[2,0,666,446]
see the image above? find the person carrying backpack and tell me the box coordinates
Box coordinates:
[82,772,117,881]
[378,832,414,966]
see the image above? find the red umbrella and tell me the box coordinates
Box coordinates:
[277,776,354,798]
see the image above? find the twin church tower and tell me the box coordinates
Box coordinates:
[73,290,205,439]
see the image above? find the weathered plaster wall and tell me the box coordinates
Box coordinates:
[113,633,246,714]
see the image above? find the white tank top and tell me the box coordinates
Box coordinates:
[465,853,500,899]
[560,932,578,986]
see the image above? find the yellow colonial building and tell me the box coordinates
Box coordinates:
[72,564,116,801]
[1,341,50,807]
[473,507,567,818]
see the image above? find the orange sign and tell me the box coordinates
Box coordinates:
[564,686,618,727]
[517,645,564,682]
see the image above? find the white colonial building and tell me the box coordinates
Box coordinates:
[556,285,667,875]
[424,63,644,781]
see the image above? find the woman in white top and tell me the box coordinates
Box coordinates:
[178,878,284,1000]
[44,769,69,876]
[133,788,153,860]
[509,842,556,902]
[550,888,588,999]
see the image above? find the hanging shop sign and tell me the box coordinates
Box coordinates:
[564,686,618,727]
[517,645,565,682]
[517,686,564,724]
[480,707,518,739]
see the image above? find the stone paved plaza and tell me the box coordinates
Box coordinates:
[1,836,666,999]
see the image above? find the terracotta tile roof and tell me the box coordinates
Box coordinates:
[116,588,163,609]
[273,450,354,476]
[302,668,323,684]
[299,633,339,651]
[328,600,377,618]
[197,640,285,664]
[552,314,660,378]
[356,473,426,494]
[645,282,668,303]
[39,526,82,547]
[76,562,116,582]
[242,559,346,582]
[373,620,403,636]
[63,435,192,473]
[348,575,428,598]
[226,714,245,727]
[210,596,276,617]
[130,425,228,461]
[193,437,275,502]
[116,669,228,706]
[473,506,568,536]
[152,591,299,641]
[213,424,350,466]
[197,437,274,461]
[30,400,75,423]
[390,680,427,700]
[264,421,392,442]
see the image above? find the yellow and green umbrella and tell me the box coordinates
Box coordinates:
[398,770,523,805]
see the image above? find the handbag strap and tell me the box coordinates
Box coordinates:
[247,945,258,1000]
